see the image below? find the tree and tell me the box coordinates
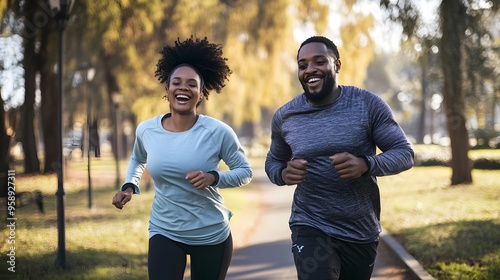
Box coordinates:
[205,0,330,140]
[206,0,300,135]
[61,0,166,160]
[461,3,499,148]
[439,0,471,184]
[0,77,11,199]
[1,2,22,187]
[2,0,58,174]
[338,1,376,87]
[19,1,40,174]
[380,0,499,185]
[38,2,59,173]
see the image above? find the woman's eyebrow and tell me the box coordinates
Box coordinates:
[171,77,199,83]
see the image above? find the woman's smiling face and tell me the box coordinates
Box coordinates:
[166,65,202,113]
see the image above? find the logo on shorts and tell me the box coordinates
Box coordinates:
[292,244,305,253]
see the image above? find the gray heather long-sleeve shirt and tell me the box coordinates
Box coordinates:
[265,85,414,243]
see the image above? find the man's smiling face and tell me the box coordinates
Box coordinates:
[297,42,340,106]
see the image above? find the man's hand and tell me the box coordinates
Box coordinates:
[112,188,134,209]
[330,152,368,179]
[282,159,308,185]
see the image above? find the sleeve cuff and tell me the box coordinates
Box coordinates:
[208,171,220,186]
[121,183,139,194]
[359,155,371,176]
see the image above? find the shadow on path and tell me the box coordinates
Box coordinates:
[227,239,297,280]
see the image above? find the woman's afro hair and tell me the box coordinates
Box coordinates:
[155,36,232,99]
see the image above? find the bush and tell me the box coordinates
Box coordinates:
[411,145,500,169]
[412,144,450,167]
[417,158,449,167]
[473,158,500,170]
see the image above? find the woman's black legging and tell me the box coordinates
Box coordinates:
[148,233,233,280]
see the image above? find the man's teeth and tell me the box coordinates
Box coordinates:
[307,77,320,83]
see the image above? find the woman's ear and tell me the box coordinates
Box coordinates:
[196,95,204,107]
[165,84,170,101]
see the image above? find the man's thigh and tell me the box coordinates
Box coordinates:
[291,225,341,280]
[337,237,378,280]
[291,225,378,280]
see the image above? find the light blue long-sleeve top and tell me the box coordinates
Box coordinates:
[121,113,252,245]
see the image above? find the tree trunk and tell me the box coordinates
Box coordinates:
[19,3,40,174]
[439,0,472,185]
[417,53,429,144]
[0,97,11,198]
[39,24,59,173]
[103,53,122,160]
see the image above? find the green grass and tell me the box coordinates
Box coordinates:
[379,166,500,279]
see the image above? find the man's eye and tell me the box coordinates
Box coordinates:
[298,64,307,70]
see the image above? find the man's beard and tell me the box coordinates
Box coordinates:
[301,72,335,103]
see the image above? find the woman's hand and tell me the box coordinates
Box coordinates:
[112,188,134,209]
[186,170,216,190]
